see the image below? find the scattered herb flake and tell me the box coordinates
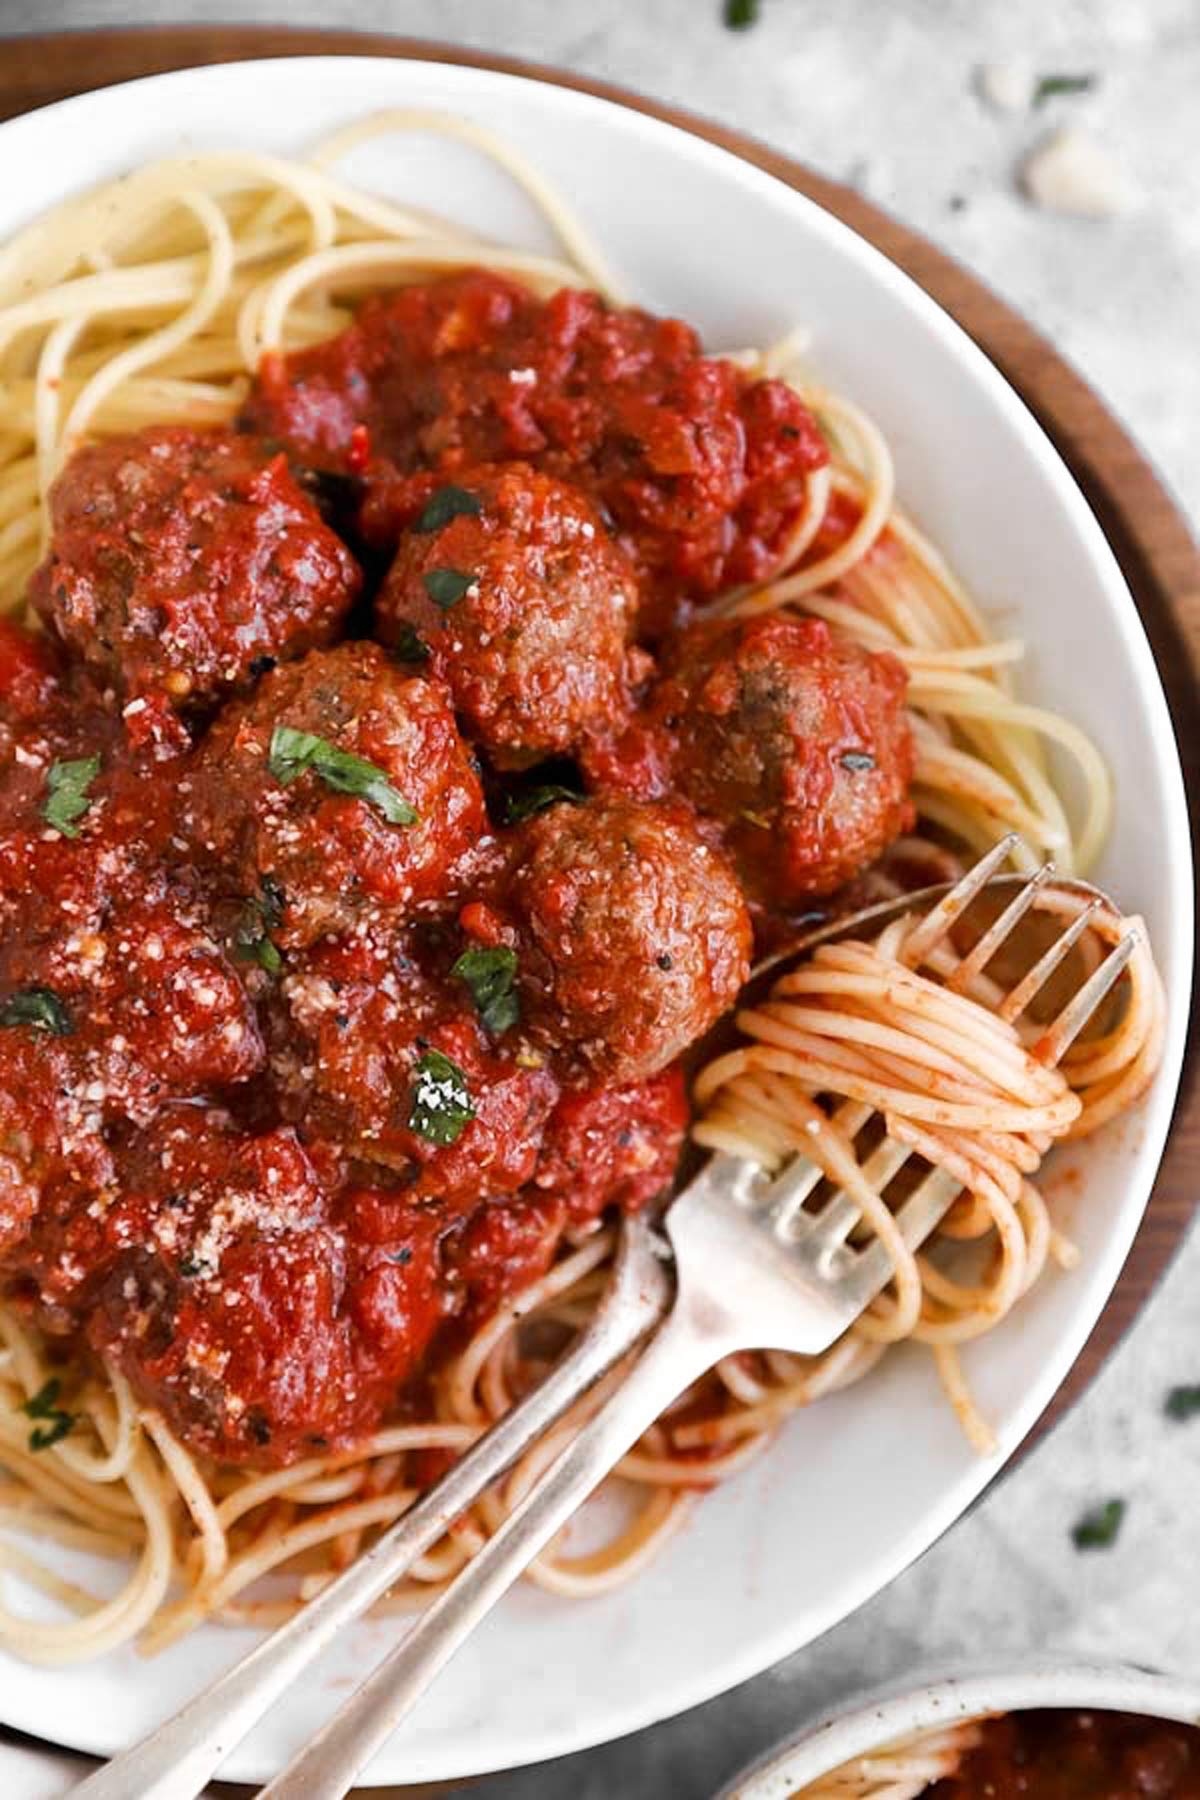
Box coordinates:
[414,485,482,533]
[235,933,283,976]
[0,987,72,1037]
[259,876,287,931]
[20,1377,75,1451]
[42,754,101,838]
[1072,1497,1125,1550]
[1033,72,1097,106]
[505,784,584,824]
[452,945,520,1036]
[840,750,876,772]
[422,568,475,611]
[1165,1385,1200,1422]
[234,883,285,975]
[723,0,759,27]
[391,623,432,666]
[268,726,417,826]
[408,1048,476,1146]
[387,1246,414,1266]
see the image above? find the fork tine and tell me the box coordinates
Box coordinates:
[899,834,1019,968]
[944,862,1056,994]
[842,1166,963,1309]
[1034,926,1139,1067]
[761,1154,825,1233]
[998,897,1102,1024]
[809,1139,913,1249]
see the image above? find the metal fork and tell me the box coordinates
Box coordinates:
[254,842,1138,1799]
[74,841,1136,1800]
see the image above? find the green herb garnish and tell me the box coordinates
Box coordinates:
[414,486,482,533]
[0,987,72,1037]
[20,1377,75,1451]
[408,1048,475,1146]
[42,755,101,838]
[391,623,432,666]
[504,784,583,824]
[723,0,759,27]
[1071,1498,1125,1550]
[268,726,417,826]
[235,933,283,976]
[259,876,287,931]
[452,945,520,1036]
[840,751,876,772]
[1165,1385,1200,1422]
[1033,73,1097,106]
[422,568,475,611]
[233,879,286,975]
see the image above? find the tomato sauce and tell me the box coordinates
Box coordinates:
[0,271,915,1470]
[930,1709,1200,1799]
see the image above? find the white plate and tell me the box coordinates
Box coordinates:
[719,1660,1200,1796]
[0,56,1191,1787]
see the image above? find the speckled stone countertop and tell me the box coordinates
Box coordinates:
[0,4,1197,1796]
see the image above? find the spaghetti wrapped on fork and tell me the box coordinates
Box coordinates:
[692,839,1166,1450]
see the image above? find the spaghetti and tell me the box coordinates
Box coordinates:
[0,112,1164,1663]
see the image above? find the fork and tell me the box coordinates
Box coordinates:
[253,841,1138,1799]
[73,841,1136,1800]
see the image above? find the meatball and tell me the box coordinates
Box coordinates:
[0,845,263,1269]
[530,1065,689,1225]
[184,643,486,948]
[657,615,913,899]
[68,1116,452,1466]
[377,464,645,767]
[244,270,829,633]
[501,797,751,1083]
[274,932,559,1203]
[30,427,361,708]
[592,615,914,901]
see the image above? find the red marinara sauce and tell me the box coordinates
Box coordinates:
[0,270,914,1472]
[243,269,829,634]
[929,1710,1200,1800]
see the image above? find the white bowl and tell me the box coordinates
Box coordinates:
[0,56,1190,1787]
[719,1662,1200,1797]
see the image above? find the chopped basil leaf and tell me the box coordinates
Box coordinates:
[840,751,876,772]
[178,1254,204,1279]
[1033,72,1097,106]
[1071,1497,1125,1550]
[0,987,72,1037]
[414,485,482,533]
[724,0,759,26]
[452,945,520,1036]
[235,933,283,976]
[387,1246,414,1266]
[505,784,584,824]
[268,726,417,826]
[408,1048,475,1146]
[422,568,475,611]
[20,1377,75,1451]
[259,876,287,931]
[1165,1385,1200,1422]
[233,881,285,975]
[391,623,432,666]
[42,754,101,838]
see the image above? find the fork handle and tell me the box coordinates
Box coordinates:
[72,1217,670,1800]
[261,1297,724,1800]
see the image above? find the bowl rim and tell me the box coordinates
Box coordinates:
[718,1661,1200,1797]
[0,51,1192,1784]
